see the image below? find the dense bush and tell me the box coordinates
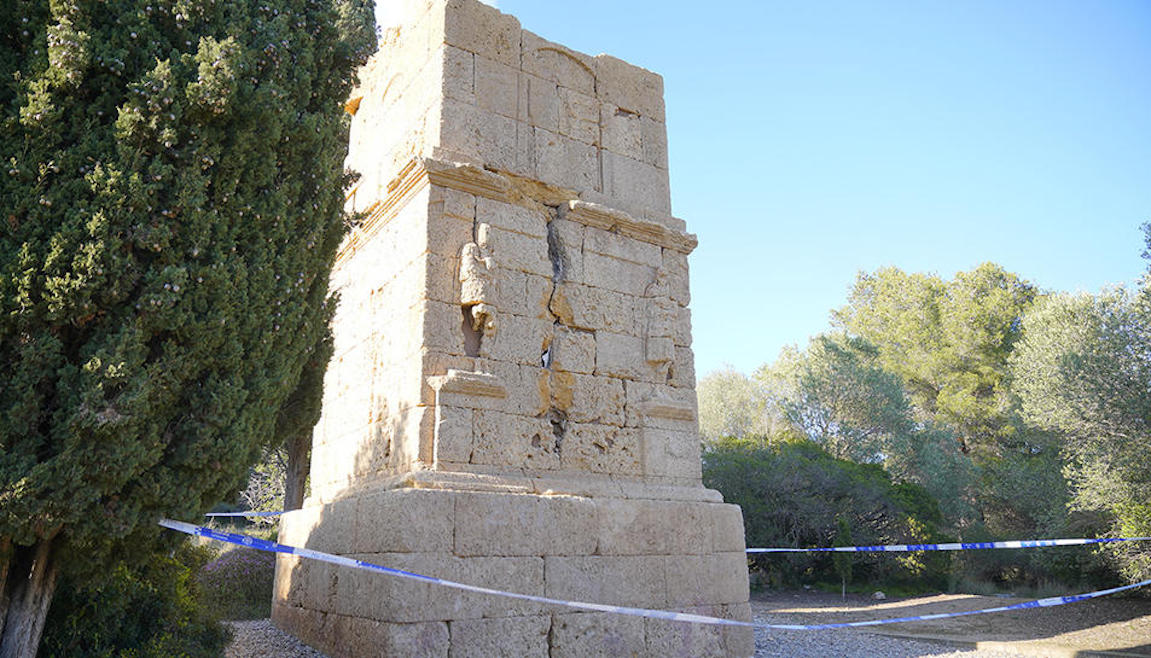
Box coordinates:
[198,546,277,620]
[40,541,230,657]
[703,433,949,591]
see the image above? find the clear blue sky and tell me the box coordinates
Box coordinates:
[381,1,1151,376]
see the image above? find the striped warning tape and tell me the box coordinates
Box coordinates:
[159,519,1151,630]
[205,511,285,517]
[748,536,1151,553]
[199,512,1151,554]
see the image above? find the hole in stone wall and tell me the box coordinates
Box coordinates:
[546,408,568,457]
[461,305,481,357]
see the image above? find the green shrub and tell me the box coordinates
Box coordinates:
[41,541,230,657]
[197,546,276,620]
[703,433,950,591]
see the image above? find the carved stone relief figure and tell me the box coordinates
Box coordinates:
[459,222,497,337]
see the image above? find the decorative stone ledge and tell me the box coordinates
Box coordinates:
[339,157,697,265]
[642,395,697,422]
[427,369,507,398]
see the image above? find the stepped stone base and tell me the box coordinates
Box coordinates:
[273,475,753,657]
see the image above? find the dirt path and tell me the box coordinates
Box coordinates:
[750,590,1151,656]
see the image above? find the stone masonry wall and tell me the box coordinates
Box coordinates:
[346,0,672,223]
[311,0,699,500]
[278,1,754,654]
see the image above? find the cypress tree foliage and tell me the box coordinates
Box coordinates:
[0,0,374,652]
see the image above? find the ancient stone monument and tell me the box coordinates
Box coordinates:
[273,0,753,654]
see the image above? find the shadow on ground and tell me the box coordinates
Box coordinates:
[751,590,1151,656]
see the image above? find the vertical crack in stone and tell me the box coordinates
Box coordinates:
[542,205,569,455]
[545,209,565,286]
[546,613,558,658]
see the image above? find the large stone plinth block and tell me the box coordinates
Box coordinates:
[274,483,753,657]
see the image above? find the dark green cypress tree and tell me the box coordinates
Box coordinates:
[0,0,374,652]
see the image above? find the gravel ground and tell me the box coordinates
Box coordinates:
[752,616,1028,658]
[224,620,326,658]
[225,617,1028,658]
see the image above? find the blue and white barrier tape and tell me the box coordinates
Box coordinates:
[205,511,285,517]
[159,519,1150,631]
[206,510,1151,556]
[747,536,1151,553]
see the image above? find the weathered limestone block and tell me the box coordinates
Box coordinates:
[481,224,552,278]
[641,116,669,170]
[453,492,598,556]
[557,87,600,146]
[470,358,549,416]
[471,409,561,469]
[645,605,753,658]
[429,184,476,222]
[333,617,450,658]
[670,345,697,389]
[624,380,698,428]
[594,54,666,122]
[601,104,644,161]
[596,330,649,381]
[474,56,519,119]
[602,150,672,216]
[443,0,521,67]
[563,424,641,475]
[534,128,600,193]
[584,251,658,297]
[665,553,752,608]
[545,555,668,608]
[554,284,641,335]
[549,326,596,375]
[644,428,703,481]
[521,31,596,96]
[522,73,560,132]
[563,373,625,426]
[595,498,712,556]
[661,250,692,305]
[448,616,551,658]
[433,404,473,464]
[550,612,647,658]
[442,44,475,105]
[585,224,663,268]
[437,98,521,171]
[335,553,547,621]
[482,314,553,365]
[477,196,549,238]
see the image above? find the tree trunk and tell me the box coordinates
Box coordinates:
[0,538,11,637]
[283,430,311,512]
[0,536,60,658]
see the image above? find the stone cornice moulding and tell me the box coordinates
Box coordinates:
[427,369,507,399]
[564,200,697,254]
[336,156,432,265]
[337,157,697,265]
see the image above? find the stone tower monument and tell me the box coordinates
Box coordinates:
[273,0,753,654]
